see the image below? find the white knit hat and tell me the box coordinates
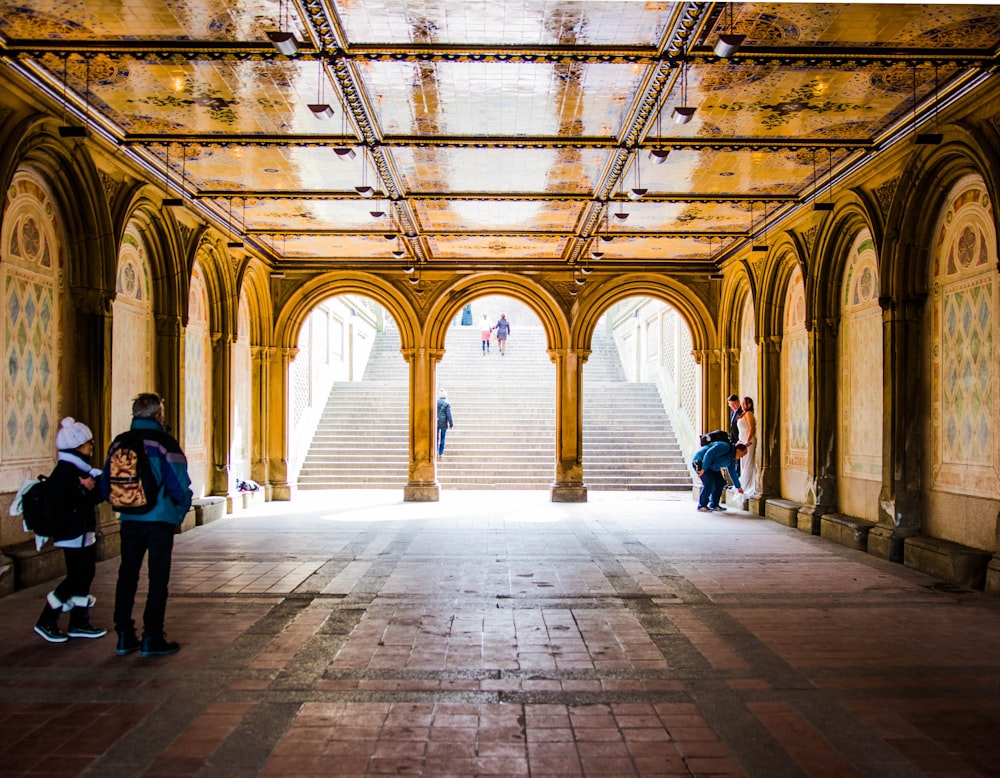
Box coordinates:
[56,417,93,450]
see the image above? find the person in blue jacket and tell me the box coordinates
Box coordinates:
[692,439,747,512]
[102,393,192,658]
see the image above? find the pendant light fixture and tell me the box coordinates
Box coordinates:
[355,146,374,197]
[308,57,334,119]
[714,3,745,58]
[334,109,356,159]
[267,0,298,55]
[226,197,244,249]
[812,149,834,211]
[914,64,943,145]
[628,151,647,200]
[57,55,87,138]
[161,144,183,207]
[751,201,768,252]
[647,93,669,164]
[672,45,696,125]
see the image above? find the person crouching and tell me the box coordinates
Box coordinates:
[692,440,747,513]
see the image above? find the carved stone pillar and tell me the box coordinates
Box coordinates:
[550,346,587,503]
[806,318,838,511]
[154,313,184,439]
[72,287,119,559]
[210,331,234,503]
[869,294,925,562]
[251,346,270,498]
[267,346,297,501]
[757,335,782,498]
[693,348,722,431]
[799,319,838,534]
[404,346,440,502]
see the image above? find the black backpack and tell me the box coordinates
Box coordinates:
[19,476,62,537]
[105,431,159,514]
[699,429,729,446]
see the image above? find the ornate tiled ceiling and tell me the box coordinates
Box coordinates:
[2,1,999,272]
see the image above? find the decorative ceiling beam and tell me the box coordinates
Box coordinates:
[122,134,873,152]
[198,190,800,203]
[3,41,992,68]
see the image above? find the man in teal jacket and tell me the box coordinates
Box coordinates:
[692,439,746,512]
[102,393,192,657]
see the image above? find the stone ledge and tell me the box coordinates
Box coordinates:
[765,499,802,528]
[904,535,991,590]
[986,558,1000,596]
[193,496,227,526]
[821,513,877,552]
[0,552,14,597]
[2,541,65,590]
[797,505,822,535]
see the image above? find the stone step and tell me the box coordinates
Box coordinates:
[302,310,691,491]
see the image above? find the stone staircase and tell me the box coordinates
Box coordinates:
[298,305,690,490]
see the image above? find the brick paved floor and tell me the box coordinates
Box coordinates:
[2,491,1000,777]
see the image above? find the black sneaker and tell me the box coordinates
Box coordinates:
[68,623,107,639]
[34,624,69,643]
[116,630,141,655]
[141,634,180,657]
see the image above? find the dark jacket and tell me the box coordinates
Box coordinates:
[728,406,743,444]
[494,317,511,339]
[691,441,742,489]
[47,459,103,541]
[101,418,193,526]
[437,398,453,429]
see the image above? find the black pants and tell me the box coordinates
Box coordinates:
[53,544,97,604]
[114,520,175,636]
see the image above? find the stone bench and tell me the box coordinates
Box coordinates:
[821,513,877,552]
[904,535,991,590]
[2,541,66,589]
[765,499,801,528]
[0,552,15,597]
[192,497,226,527]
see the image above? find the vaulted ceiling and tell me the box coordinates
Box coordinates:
[2,1,999,275]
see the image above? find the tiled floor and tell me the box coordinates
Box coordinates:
[2,491,1000,777]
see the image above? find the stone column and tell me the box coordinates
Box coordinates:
[154,313,185,437]
[550,346,587,502]
[251,345,270,499]
[266,346,297,501]
[869,294,925,562]
[693,348,722,431]
[757,335,782,498]
[404,346,440,501]
[210,331,234,504]
[72,288,119,559]
[800,318,838,533]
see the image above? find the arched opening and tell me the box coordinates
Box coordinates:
[585,298,699,490]
[436,294,553,488]
[292,294,397,489]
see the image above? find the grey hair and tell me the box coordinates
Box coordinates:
[132,392,164,419]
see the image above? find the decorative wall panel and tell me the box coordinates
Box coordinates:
[839,230,882,481]
[739,294,758,403]
[782,266,808,472]
[111,225,154,436]
[184,261,210,496]
[930,176,998,494]
[230,294,251,484]
[0,172,61,482]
